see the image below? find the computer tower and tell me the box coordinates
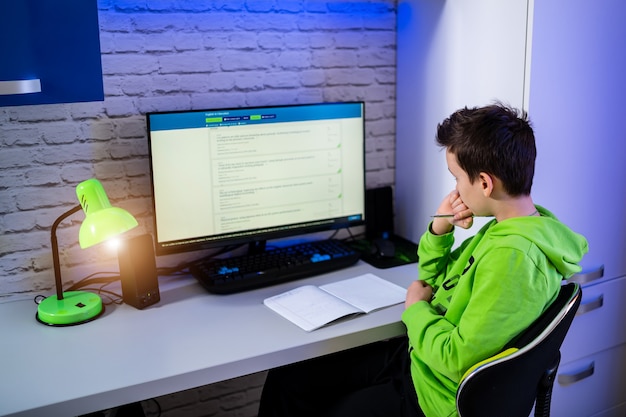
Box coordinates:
[118,233,160,309]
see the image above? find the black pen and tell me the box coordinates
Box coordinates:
[430,214,492,218]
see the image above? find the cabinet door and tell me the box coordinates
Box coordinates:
[560,276,626,363]
[528,0,626,280]
[550,343,626,417]
[0,0,103,107]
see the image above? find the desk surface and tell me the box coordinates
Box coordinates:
[0,262,417,417]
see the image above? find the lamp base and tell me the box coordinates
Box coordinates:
[36,291,104,326]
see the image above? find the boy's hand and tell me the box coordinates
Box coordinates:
[432,190,473,234]
[405,280,433,308]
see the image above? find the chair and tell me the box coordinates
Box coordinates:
[456,282,582,417]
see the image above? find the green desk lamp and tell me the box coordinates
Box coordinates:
[36,179,138,326]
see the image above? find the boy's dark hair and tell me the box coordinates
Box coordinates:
[436,103,536,196]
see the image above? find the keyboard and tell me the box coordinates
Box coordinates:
[190,239,360,294]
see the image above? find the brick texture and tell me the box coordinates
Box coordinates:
[0,1,397,415]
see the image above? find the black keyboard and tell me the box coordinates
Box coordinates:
[190,239,360,294]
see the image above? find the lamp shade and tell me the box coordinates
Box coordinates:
[76,179,138,248]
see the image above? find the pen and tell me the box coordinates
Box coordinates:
[430,214,493,218]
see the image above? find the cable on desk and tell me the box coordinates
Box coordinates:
[33,271,123,307]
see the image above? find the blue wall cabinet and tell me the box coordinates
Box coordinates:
[0,0,104,107]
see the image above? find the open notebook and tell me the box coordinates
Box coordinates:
[263,273,406,331]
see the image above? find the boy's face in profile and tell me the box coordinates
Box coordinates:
[446,149,486,216]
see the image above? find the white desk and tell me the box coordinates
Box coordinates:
[0,262,417,417]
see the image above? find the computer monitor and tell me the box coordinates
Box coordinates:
[146,102,366,256]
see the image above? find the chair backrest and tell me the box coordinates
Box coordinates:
[456,282,582,417]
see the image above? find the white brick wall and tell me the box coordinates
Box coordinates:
[1,1,396,415]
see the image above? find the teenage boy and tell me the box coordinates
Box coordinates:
[258,103,588,417]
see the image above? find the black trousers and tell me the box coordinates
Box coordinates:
[258,336,425,417]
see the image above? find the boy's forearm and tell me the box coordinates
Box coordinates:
[417,226,455,286]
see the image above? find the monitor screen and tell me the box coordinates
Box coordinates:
[146,102,366,256]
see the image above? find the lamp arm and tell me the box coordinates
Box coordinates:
[51,204,82,301]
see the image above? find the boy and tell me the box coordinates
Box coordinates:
[258,103,588,417]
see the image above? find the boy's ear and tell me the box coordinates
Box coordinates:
[479,172,494,197]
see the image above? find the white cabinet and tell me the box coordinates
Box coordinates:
[396,1,626,416]
[553,342,626,417]
[529,2,626,412]
[562,273,626,364]
[528,0,626,281]
[550,275,626,417]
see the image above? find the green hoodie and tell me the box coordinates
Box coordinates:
[401,205,588,417]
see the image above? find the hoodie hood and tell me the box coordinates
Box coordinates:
[487,205,588,278]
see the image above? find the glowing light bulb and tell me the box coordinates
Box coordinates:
[106,237,121,251]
